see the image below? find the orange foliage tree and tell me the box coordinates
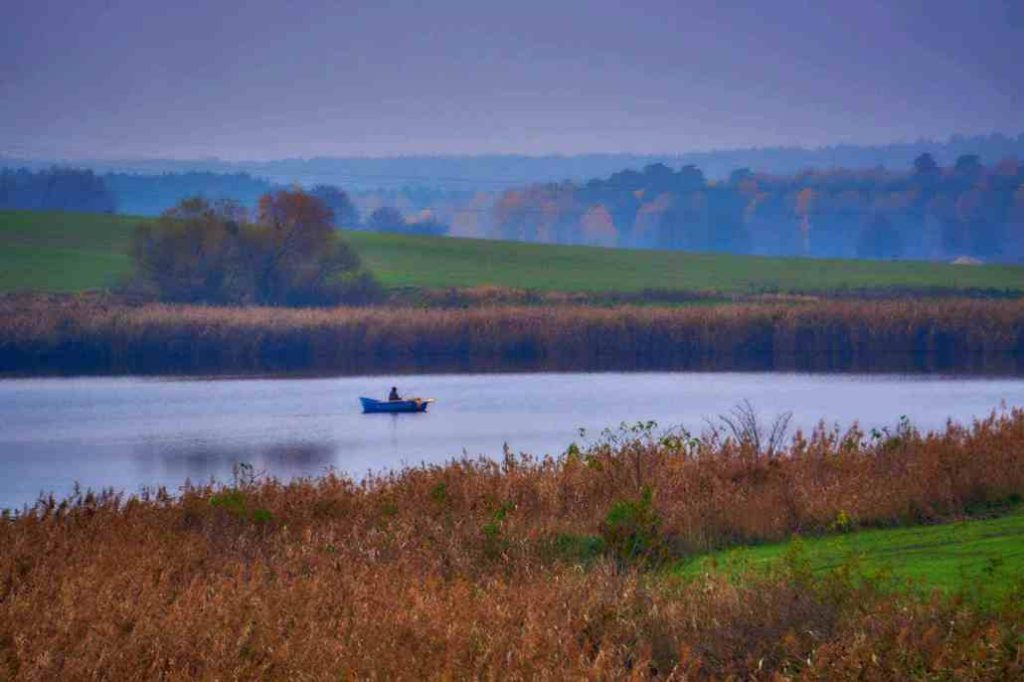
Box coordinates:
[129,190,379,306]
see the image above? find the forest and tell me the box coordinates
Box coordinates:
[4,142,1024,263]
[0,167,116,214]
[494,154,1024,262]
[0,168,454,236]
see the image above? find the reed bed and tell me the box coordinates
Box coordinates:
[1,295,1023,375]
[2,410,1023,678]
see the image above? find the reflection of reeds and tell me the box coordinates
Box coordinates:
[3,411,1023,677]
[1,295,1023,375]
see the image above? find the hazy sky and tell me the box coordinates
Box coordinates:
[2,0,1022,159]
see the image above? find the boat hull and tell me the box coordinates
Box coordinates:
[360,397,433,413]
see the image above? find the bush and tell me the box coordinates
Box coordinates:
[127,192,381,306]
[209,488,274,524]
[601,486,666,568]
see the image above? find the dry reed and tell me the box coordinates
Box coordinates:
[1,295,1022,376]
[2,410,1023,678]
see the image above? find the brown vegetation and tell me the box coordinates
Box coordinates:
[3,410,1023,678]
[127,192,380,306]
[391,284,1021,308]
[1,295,1022,376]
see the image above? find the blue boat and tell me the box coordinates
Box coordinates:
[360,396,435,414]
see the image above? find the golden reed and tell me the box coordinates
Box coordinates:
[1,295,1022,375]
[2,410,1023,678]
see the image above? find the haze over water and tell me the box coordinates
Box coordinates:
[2,372,1022,510]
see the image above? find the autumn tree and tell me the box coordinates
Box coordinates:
[857,214,903,259]
[728,167,755,185]
[254,189,373,305]
[954,154,984,186]
[129,198,247,303]
[913,152,939,176]
[366,206,407,233]
[310,184,360,228]
[489,154,1024,262]
[129,191,380,306]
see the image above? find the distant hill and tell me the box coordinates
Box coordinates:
[4,132,1023,190]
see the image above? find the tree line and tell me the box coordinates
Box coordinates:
[7,155,1024,263]
[0,167,116,214]
[6,130,1021,189]
[1,167,450,237]
[493,154,1024,262]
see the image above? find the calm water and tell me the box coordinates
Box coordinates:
[1,372,1023,510]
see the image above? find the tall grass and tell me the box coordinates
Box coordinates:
[2,411,1023,677]
[2,295,1022,375]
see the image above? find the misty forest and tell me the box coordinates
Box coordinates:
[4,133,1024,264]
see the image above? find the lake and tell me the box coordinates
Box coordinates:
[1,372,1023,510]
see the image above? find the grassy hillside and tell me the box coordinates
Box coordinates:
[349,230,1024,294]
[676,509,1024,601]
[0,211,145,292]
[2,209,1023,294]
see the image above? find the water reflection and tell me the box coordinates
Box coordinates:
[134,440,336,481]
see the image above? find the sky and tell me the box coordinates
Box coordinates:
[2,0,1022,160]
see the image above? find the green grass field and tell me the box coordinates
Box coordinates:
[349,230,1024,294]
[0,211,145,292]
[675,510,1024,601]
[2,209,1023,294]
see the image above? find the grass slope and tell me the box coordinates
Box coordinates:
[676,510,1024,601]
[0,211,145,292]
[348,230,1024,294]
[2,209,1023,294]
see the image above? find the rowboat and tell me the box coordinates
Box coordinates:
[359,397,435,413]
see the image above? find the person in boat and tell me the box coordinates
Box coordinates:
[388,386,402,401]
